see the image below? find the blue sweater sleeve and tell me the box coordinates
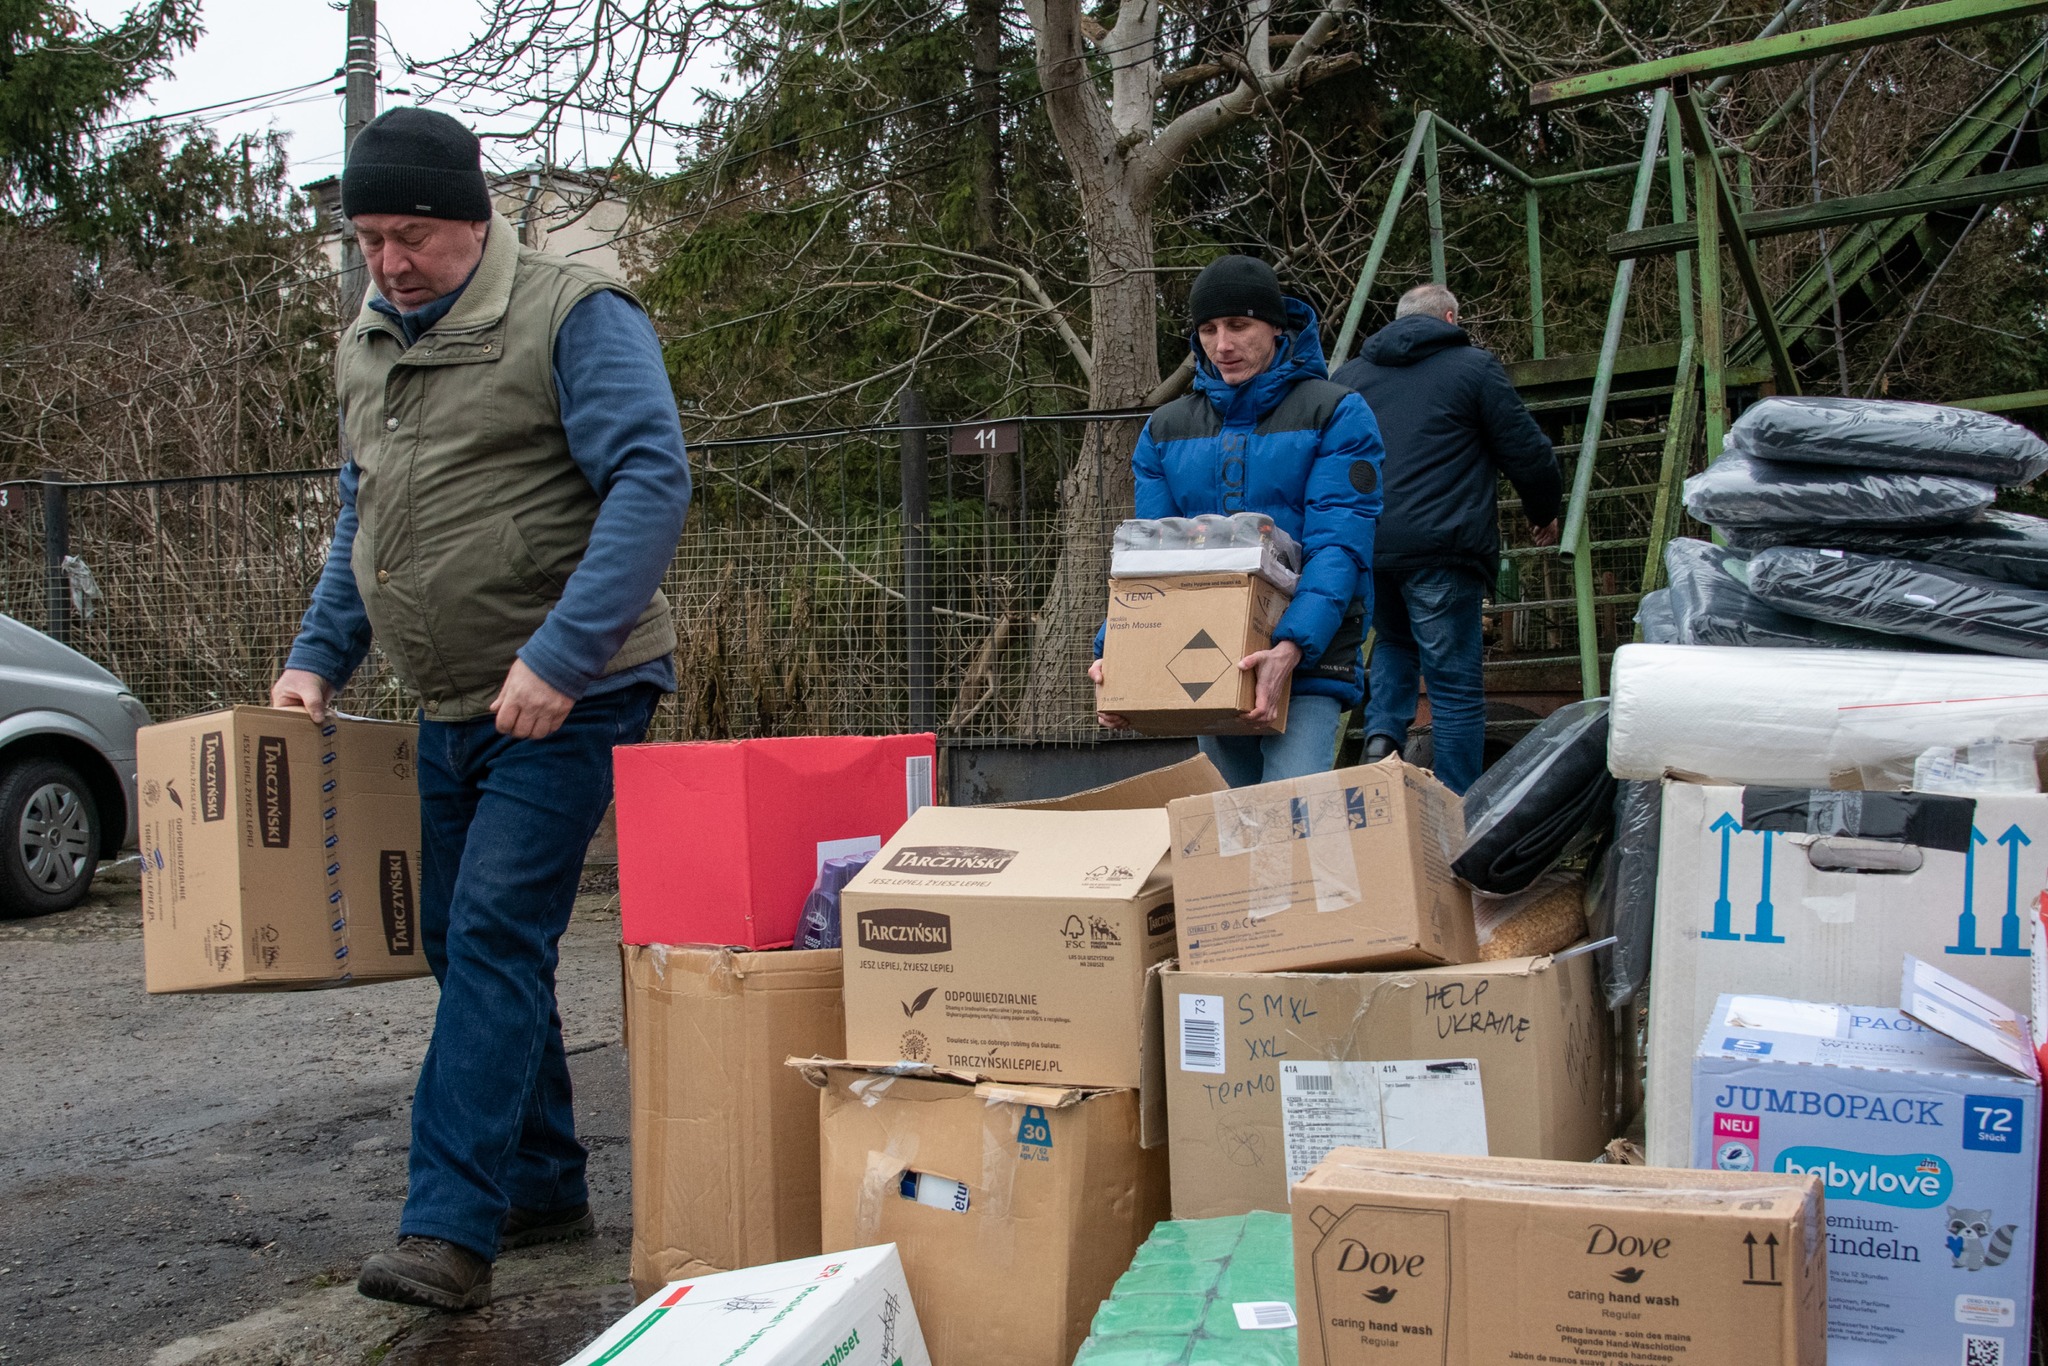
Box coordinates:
[516,289,693,698]
[1270,391,1384,666]
[285,458,374,687]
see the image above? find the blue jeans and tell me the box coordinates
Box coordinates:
[1198,694,1344,788]
[1366,567,1487,795]
[399,683,660,1261]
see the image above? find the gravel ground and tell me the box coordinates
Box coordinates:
[0,860,638,1365]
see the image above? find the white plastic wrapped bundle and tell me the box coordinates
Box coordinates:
[1607,642,2048,786]
[1110,513,1303,591]
[1730,395,2048,486]
[1682,445,1996,530]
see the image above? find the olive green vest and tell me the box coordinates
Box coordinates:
[336,215,677,721]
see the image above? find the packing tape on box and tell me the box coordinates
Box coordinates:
[319,719,353,984]
[975,1096,1020,1267]
[1208,774,1361,920]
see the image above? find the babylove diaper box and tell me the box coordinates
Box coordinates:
[1692,959,2040,1366]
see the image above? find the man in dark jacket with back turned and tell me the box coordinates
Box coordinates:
[1332,283,1559,794]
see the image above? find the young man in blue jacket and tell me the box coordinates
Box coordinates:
[1333,283,1559,795]
[1090,255,1385,786]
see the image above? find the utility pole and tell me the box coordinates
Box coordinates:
[339,0,378,317]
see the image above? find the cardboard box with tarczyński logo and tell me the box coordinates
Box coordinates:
[139,707,426,992]
[839,804,1176,1090]
[838,754,1228,1091]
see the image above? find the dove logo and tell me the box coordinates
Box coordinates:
[1585,1225,1672,1260]
[1360,1286,1398,1304]
[902,987,937,1018]
[1333,1241,1427,1278]
[1611,1267,1646,1284]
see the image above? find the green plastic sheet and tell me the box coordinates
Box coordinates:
[1072,1212,1297,1366]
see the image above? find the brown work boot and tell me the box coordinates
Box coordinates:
[357,1236,493,1311]
[499,1200,595,1252]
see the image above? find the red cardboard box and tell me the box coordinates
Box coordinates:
[614,734,937,948]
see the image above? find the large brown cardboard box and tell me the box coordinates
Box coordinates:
[1167,758,1476,975]
[839,803,1175,1090]
[623,944,843,1298]
[1163,951,1610,1218]
[1097,572,1291,735]
[802,1060,1169,1366]
[1293,1150,1827,1366]
[139,707,426,992]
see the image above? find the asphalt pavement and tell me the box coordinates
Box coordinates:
[0,861,638,1365]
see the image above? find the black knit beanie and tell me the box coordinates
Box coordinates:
[1188,255,1288,329]
[340,108,492,221]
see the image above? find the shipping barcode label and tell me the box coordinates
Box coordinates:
[1178,993,1226,1074]
[905,755,933,816]
[1376,1059,1488,1157]
[1280,1059,1487,1191]
[1232,1302,1297,1331]
[1281,1061,1381,1187]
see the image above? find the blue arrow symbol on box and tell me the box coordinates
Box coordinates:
[1994,824,2032,957]
[1950,826,1989,956]
[1704,812,1741,941]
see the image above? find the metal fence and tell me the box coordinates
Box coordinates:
[0,412,1135,745]
[1,404,1682,744]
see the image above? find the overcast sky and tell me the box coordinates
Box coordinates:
[78,0,701,185]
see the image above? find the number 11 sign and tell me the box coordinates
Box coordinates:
[947,421,1020,456]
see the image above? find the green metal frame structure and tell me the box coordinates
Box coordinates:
[1337,0,2048,700]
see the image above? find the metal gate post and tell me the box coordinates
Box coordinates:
[899,392,936,732]
[42,469,70,645]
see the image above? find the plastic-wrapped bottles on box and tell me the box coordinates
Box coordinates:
[1111,513,1303,592]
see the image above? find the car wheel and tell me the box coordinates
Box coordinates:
[0,757,103,917]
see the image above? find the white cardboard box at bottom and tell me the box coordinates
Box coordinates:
[562,1244,930,1366]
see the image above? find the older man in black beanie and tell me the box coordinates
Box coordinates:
[271,108,692,1310]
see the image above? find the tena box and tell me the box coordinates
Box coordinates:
[801,1059,1168,1366]
[1292,1150,1828,1366]
[1097,572,1292,736]
[563,1243,929,1366]
[613,733,936,948]
[1167,759,1477,974]
[1646,783,2040,1165]
[138,707,426,992]
[839,804,1175,1090]
[1692,961,2039,1366]
[1162,952,1611,1218]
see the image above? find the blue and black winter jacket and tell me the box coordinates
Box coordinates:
[1119,297,1386,707]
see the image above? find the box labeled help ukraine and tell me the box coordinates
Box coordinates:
[1693,960,2039,1366]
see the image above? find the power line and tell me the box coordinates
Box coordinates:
[99,78,338,131]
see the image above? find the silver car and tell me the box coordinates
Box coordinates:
[0,614,149,915]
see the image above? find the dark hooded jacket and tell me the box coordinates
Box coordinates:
[1333,314,1559,580]
[1119,297,1386,707]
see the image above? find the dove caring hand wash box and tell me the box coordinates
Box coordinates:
[1692,961,2040,1366]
